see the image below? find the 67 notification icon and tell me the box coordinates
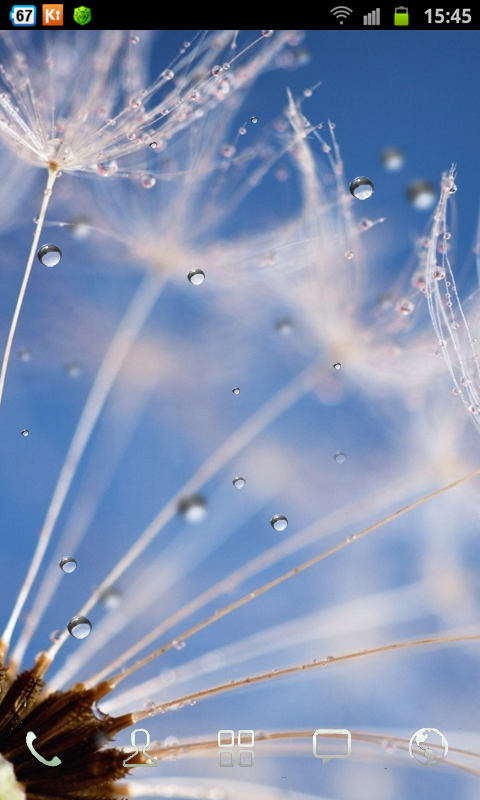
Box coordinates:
[10,5,36,25]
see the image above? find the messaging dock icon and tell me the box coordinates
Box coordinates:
[313,729,351,764]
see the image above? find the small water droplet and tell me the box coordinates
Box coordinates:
[324,655,334,661]
[162,68,174,80]
[346,534,358,543]
[270,514,288,531]
[453,387,462,396]
[276,319,293,335]
[173,639,186,650]
[397,299,414,316]
[407,180,436,210]
[177,494,207,523]
[432,267,446,280]
[250,116,258,123]
[381,146,404,171]
[19,348,31,362]
[232,387,240,395]
[67,615,92,639]
[449,183,457,194]
[232,476,245,489]
[187,269,205,285]
[96,159,118,176]
[65,361,81,378]
[349,176,374,200]
[212,65,223,76]
[238,126,247,136]
[344,250,354,259]
[333,362,341,370]
[262,30,274,37]
[130,35,140,44]
[59,556,77,573]
[221,143,235,158]
[21,429,29,436]
[141,174,156,189]
[188,698,196,706]
[383,739,395,753]
[149,141,158,149]
[99,586,121,609]
[37,243,62,266]
[69,215,90,239]
[49,629,61,643]
[143,700,155,715]
[334,451,346,464]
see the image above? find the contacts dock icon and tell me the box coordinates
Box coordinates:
[123,729,158,768]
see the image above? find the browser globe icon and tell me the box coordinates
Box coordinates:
[409,728,448,766]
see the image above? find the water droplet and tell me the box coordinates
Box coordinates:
[262,30,274,37]
[69,215,90,239]
[449,183,458,194]
[344,250,354,259]
[37,243,62,266]
[49,629,61,643]
[453,387,462,396]
[65,361,81,378]
[173,639,186,650]
[412,271,427,290]
[303,87,312,97]
[126,132,136,141]
[232,476,245,489]
[238,126,247,135]
[359,218,374,231]
[346,534,358,543]
[324,655,334,661]
[130,35,140,44]
[381,146,404,171]
[333,362,341,370]
[67,615,92,639]
[407,180,436,210]
[188,699,196,706]
[432,267,446,280]
[250,116,258,123]
[221,144,235,158]
[212,65,223,76]
[99,586,122,609]
[349,176,374,200]
[383,740,395,753]
[187,269,205,285]
[19,348,31,362]
[143,700,155,715]
[232,387,240,395]
[397,299,414,316]
[177,494,207,523]
[21,429,29,436]
[270,514,288,531]
[59,556,77,573]
[149,141,158,149]
[276,319,293,335]
[334,451,346,463]
[141,174,156,189]
[162,68,174,80]
[96,159,118,176]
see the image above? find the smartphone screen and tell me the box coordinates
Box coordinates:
[0,25,479,800]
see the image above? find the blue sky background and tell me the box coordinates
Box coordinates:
[0,29,480,800]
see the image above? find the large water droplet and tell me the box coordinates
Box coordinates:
[187,269,205,285]
[270,514,288,531]
[19,348,31,362]
[334,451,346,463]
[67,615,92,639]
[232,387,240,395]
[349,177,374,200]
[21,429,29,436]
[381,146,404,171]
[232,476,245,489]
[177,494,207,523]
[59,556,77,573]
[407,180,436,210]
[37,243,62,266]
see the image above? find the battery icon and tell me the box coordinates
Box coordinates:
[394,6,409,24]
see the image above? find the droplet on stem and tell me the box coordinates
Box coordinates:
[349,176,374,200]
[37,243,62,266]
[59,556,77,573]
[270,514,288,531]
[67,615,92,639]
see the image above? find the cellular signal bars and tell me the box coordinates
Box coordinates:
[364,8,380,24]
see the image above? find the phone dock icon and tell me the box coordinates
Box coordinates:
[26,731,62,767]
[394,6,409,25]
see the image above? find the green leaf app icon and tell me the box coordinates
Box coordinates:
[73,6,91,25]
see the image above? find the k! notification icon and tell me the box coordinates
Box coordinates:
[10,5,36,25]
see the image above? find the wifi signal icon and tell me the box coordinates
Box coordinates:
[330,6,353,23]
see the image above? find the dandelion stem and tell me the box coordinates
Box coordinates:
[0,168,57,421]
[0,269,165,662]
